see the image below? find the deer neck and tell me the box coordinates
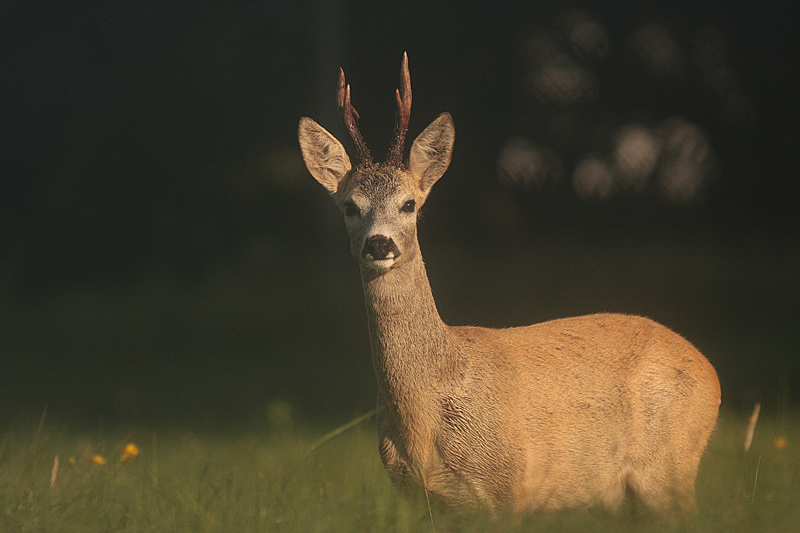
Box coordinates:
[360,245,450,402]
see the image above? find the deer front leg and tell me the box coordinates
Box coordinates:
[376,402,412,479]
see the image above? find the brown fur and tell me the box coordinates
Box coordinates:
[297,59,720,517]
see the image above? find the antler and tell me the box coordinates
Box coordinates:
[337,68,373,168]
[386,52,412,167]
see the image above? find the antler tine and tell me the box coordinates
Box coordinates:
[337,68,373,168]
[387,52,412,167]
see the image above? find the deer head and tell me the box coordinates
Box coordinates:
[298,53,455,274]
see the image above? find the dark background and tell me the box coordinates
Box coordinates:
[1,1,798,431]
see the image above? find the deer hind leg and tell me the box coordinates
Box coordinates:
[597,466,633,513]
[626,461,698,518]
[666,450,703,515]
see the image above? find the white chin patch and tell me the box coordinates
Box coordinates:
[366,258,396,271]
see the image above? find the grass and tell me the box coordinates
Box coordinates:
[1,408,799,532]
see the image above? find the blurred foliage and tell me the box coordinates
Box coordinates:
[1,2,797,293]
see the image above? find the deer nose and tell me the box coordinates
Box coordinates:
[362,235,401,261]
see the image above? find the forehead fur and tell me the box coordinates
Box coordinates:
[334,163,419,204]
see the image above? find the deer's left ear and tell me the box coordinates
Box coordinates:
[408,113,455,194]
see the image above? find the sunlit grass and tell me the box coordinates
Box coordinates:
[1,408,798,531]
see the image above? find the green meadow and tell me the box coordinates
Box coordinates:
[1,407,798,532]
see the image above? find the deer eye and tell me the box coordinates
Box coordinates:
[400,199,416,213]
[343,201,360,218]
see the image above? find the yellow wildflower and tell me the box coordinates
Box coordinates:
[774,436,788,450]
[90,454,107,465]
[120,442,140,463]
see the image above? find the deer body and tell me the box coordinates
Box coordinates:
[298,53,720,515]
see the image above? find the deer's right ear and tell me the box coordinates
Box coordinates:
[408,113,455,194]
[298,117,352,194]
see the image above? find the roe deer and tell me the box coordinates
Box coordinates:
[297,53,720,516]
